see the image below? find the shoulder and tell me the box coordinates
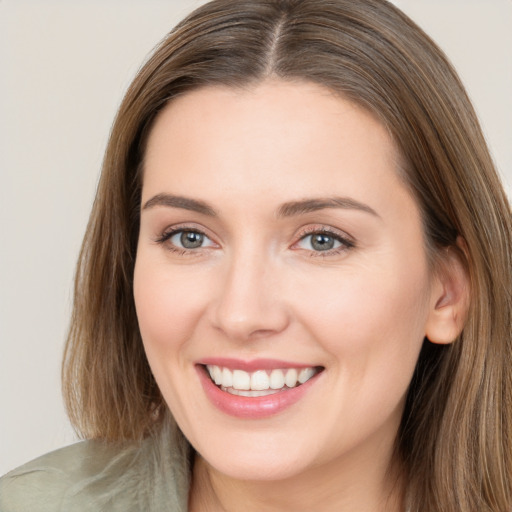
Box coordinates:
[0,432,190,512]
[0,441,132,511]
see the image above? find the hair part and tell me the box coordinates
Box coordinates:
[62,1,512,510]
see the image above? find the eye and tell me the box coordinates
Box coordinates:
[296,229,354,253]
[157,228,216,251]
[171,230,209,249]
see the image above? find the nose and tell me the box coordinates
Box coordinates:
[210,248,290,342]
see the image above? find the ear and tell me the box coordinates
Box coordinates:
[425,238,470,345]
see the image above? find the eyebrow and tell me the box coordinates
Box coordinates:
[277,197,379,218]
[142,193,217,216]
[142,193,379,219]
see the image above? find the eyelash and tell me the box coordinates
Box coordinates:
[154,225,213,256]
[294,226,355,257]
[154,225,355,257]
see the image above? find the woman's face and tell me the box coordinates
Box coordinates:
[134,81,440,482]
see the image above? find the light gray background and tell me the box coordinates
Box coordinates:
[1,0,511,475]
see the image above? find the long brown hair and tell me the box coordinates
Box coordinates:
[63,1,512,509]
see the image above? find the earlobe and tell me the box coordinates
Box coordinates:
[425,239,470,345]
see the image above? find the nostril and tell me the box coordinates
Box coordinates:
[210,263,290,340]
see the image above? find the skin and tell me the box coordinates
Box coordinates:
[134,80,467,511]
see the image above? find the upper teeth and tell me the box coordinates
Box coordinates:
[206,365,318,391]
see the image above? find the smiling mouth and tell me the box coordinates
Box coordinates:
[204,365,324,397]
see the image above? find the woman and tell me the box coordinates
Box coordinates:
[1,0,511,510]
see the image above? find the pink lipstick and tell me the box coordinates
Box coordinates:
[196,359,323,419]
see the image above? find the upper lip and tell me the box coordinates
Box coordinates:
[197,357,321,372]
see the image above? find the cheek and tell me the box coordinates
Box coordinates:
[133,257,208,360]
[293,257,430,380]
[292,263,430,444]
[133,256,214,424]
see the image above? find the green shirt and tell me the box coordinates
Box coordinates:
[0,422,191,511]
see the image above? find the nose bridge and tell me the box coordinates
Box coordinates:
[212,239,289,340]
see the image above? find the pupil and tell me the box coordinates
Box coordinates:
[311,234,334,251]
[181,231,203,249]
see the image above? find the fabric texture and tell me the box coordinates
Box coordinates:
[0,421,191,512]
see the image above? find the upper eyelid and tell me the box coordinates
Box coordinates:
[292,225,356,254]
[155,227,217,254]
[295,224,354,242]
[157,223,213,240]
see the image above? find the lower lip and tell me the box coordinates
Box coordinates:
[197,366,321,419]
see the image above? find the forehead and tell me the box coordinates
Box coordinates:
[146,81,393,153]
[141,80,411,220]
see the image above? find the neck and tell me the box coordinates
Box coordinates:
[188,444,406,512]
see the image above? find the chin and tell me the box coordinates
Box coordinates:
[205,454,308,482]
[192,432,313,482]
